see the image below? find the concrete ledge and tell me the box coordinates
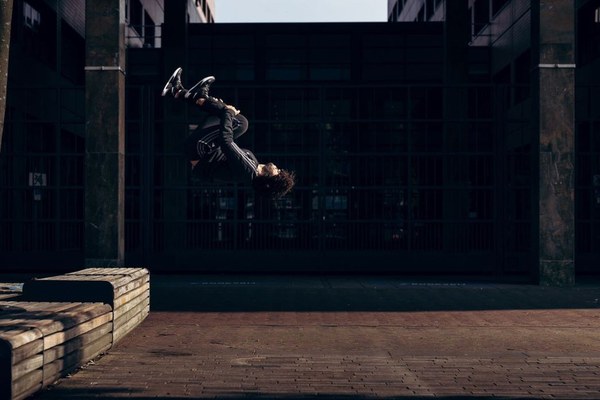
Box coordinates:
[1,268,150,400]
[0,301,113,400]
[23,268,150,344]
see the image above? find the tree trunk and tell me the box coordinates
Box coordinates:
[0,0,14,152]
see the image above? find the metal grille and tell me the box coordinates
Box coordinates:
[0,83,542,273]
[575,84,600,274]
[122,83,531,273]
[0,87,85,267]
[0,82,544,273]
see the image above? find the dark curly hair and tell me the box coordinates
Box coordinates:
[252,170,296,199]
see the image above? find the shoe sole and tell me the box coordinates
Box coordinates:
[161,67,183,97]
[185,76,215,99]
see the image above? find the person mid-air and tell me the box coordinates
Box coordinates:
[162,67,295,199]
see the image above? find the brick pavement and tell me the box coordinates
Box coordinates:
[29,275,600,399]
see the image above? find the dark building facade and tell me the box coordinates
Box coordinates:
[575,0,600,275]
[1,1,598,279]
[0,0,208,269]
[1,0,87,268]
[126,22,511,274]
[390,0,600,278]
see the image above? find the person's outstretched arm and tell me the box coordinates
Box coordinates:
[216,107,258,182]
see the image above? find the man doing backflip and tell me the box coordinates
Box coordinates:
[161,68,295,199]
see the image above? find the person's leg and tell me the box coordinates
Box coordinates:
[200,114,248,140]
[196,96,236,115]
[164,71,236,117]
[185,75,215,99]
[168,86,227,115]
[164,71,241,153]
[161,67,184,97]
[181,75,235,115]
[161,68,210,103]
[169,85,229,115]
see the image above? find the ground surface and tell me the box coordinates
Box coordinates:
[24,275,600,399]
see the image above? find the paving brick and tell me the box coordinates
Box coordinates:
[28,275,600,400]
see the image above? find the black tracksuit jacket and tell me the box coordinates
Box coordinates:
[184,111,258,184]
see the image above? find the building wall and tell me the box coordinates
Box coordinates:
[391,0,530,74]
[390,0,444,22]
[2,1,598,275]
[575,0,600,273]
[469,0,530,76]
[391,0,600,274]
[193,0,215,23]
[126,0,213,48]
[124,22,530,274]
[1,0,86,269]
[0,0,212,271]
[55,0,85,37]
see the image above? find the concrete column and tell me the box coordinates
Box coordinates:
[84,1,126,266]
[531,1,575,285]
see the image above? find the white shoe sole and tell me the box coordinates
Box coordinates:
[161,67,183,97]
[185,75,215,99]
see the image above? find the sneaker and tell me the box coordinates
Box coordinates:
[161,67,183,97]
[185,75,215,99]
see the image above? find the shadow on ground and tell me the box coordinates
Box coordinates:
[150,274,600,312]
[37,387,536,400]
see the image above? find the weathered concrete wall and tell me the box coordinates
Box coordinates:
[84,1,126,266]
[532,0,575,286]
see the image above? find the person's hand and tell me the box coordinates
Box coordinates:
[225,104,240,115]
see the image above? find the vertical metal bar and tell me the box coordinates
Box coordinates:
[143,85,154,264]
[494,84,505,277]
[55,87,61,252]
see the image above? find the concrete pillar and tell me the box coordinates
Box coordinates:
[531,1,575,285]
[84,1,126,266]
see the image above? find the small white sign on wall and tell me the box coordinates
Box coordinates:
[29,172,47,187]
[29,172,47,201]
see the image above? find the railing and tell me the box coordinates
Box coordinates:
[125,24,162,49]
[123,83,533,272]
[3,83,597,274]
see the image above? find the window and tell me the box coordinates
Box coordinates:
[493,64,511,108]
[144,11,155,48]
[22,1,55,67]
[426,0,435,20]
[130,0,143,36]
[23,2,41,31]
[514,50,530,104]
[398,0,406,17]
[417,5,425,22]
[492,0,510,16]
[577,3,600,66]
[473,0,490,35]
[390,2,398,22]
